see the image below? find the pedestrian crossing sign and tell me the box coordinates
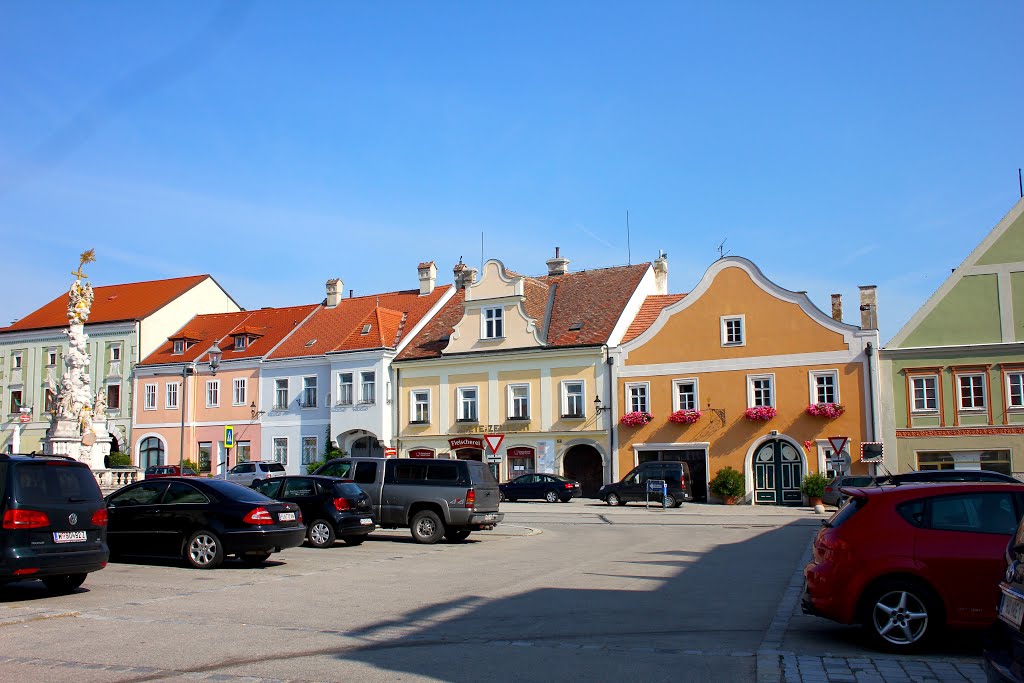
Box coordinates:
[224,425,235,449]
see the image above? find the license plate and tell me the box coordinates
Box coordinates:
[53,531,87,544]
[359,518,373,526]
[278,512,296,522]
[484,514,497,521]
[999,591,1024,629]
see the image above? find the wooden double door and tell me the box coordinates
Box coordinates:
[753,438,803,506]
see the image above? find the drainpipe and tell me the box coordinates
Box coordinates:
[865,341,877,444]
[606,349,615,485]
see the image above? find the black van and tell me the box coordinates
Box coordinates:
[598,461,693,507]
[1,454,109,592]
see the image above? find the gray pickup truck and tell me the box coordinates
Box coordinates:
[313,457,504,544]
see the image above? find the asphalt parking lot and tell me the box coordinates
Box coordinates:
[0,500,987,682]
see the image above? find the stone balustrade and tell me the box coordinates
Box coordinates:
[93,467,141,493]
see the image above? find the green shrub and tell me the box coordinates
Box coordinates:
[709,466,745,499]
[305,460,326,474]
[107,451,132,468]
[183,459,200,473]
[800,472,830,499]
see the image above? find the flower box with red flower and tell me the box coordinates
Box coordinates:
[668,409,702,425]
[620,411,653,427]
[805,402,845,419]
[744,406,777,422]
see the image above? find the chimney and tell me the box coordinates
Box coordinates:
[453,260,477,289]
[325,278,343,308]
[418,261,437,295]
[546,247,570,276]
[653,250,669,295]
[859,285,878,329]
[830,294,843,322]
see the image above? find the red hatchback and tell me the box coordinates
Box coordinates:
[803,482,1024,650]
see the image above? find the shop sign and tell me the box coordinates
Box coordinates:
[383,447,397,457]
[408,448,435,459]
[448,437,483,450]
[507,446,535,459]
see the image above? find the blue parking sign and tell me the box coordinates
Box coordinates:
[224,425,234,449]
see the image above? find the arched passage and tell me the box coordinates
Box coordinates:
[563,444,604,498]
[747,436,807,506]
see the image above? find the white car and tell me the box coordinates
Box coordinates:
[225,462,286,486]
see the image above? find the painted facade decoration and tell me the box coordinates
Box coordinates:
[881,198,1024,479]
[616,256,880,505]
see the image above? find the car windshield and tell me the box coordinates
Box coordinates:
[200,479,276,503]
[549,475,573,482]
[12,462,102,504]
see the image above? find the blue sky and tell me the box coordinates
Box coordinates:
[1,2,1021,342]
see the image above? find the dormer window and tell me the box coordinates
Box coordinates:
[234,335,248,351]
[173,340,184,354]
[360,324,371,335]
[482,306,504,339]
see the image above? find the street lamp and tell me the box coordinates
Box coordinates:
[594,396,612,413]
[207,343,222,376]
[250,401,265,420]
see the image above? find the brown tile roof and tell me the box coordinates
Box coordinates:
[622,294,687,343]
[3,275,216,332]
[268,285,452,359]
[397,263,651,360]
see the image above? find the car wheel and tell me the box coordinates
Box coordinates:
[606,492,622,506]
[307,519,336,549]
[410,510,444,544]
[545,490,560,503]
[42,573,87,594]
[862,580,938,651]
[185,530,225,569]
[238,551,272,566]
[343,536,365,546]
[251,479,261,487]
[445,528,471,542]
[663,494,678,508]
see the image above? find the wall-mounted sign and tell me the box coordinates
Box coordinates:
[507,446,536,459]
[448,437,484,450]
[383,447,397,457]
[409,448,435,459]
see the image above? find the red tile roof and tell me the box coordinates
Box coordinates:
[3,275,218,332]
[622,294,687,343]
[397,263,651,360]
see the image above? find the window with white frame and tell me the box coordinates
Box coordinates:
[144,383,157,410]
[1007,372,1024,409]
[626,383,649,413]
[274,378,288,409]
[508,384,530,419]
[233,378,247,406]
[562,381,584,418]
[47,349,57,366]
[360,371,375,404]
[173,340,184,355]
[111,345,121,361]
[958,373,986,410]
[810,370,839,404]
[673,379,698,411]
[457,387,478,421]
[10,389,23,413]
[206,380,220,408]
[721,315,745,346]
[411,390,430,423]
[748,374,774,407]
[301,436,318,465]
[337,373,353,405]
[233,335,247,351]
[166,382,179,409]
[482,306,504,339]
[302,376,317,408]
[272,437,288,465]
[910,375,938,412]
[12,353,22,369]
[106,383,121,410]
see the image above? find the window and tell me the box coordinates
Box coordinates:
[458,387,478,421]
[360,371,376,404]
[44,388,56,413]
[411,390,430,423]
[166,382,179,409]
[508,384,529,419]
[235,441,251,463]
[233,335,247,351]
[721,315,745,346]
[108,482,166,508]
[626,383,649,413]
[106,384,121,410]
[197,442,213,473]
[929,493,1018,535]
[337,373,353,405]
[810,371,839,404]
[911,375,938,412]
[482,306,504,339]
[1008,372,1024,409]
[111,345,121,361]
[301,437,318,465]
[46,350,57,366]
[233,378,247,406]
[957,373,986,410]
[144,383,157,410]
[562,381,584,418]
[673,379,698,411]
[206,380,220,408]
[917,450,1012,476]
[173,340,184,354]
[139,436,165,467]
[12,353,22,369]
[164,482,207,505]
[9,390,23,414]
[274,378,288,409]
[272,437,288,465]
[302,376,317,408]
[748,375,774,407]
[354,461,378,484]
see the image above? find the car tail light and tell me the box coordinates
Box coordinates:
[91,509,108,527]
[243,507,274,524]
[465,488,476,509]
[333,498,351,511]
[825,486,833,493]
[564,483,573,489]
[814,530,852,562]
[2,509,50,529]
[13,568,39,576]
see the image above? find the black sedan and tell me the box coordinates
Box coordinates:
[253,476,376,548]
[499,474,581,503]
[106,477,306,569]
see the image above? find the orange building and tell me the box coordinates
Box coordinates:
[613,257,880,505]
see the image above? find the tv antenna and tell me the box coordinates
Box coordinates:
[717,239,730,259]
[626,209,632,265]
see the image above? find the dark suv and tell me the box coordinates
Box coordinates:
[1,454,109,593]
[599,461,693,507]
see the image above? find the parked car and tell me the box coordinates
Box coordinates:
[599,461,693,507]
[984,508,1024,683]
[1,454,109,593]
[499,474,581,503]
[877,469,1020,485]
[803,482,1024,651]
[145,464,198,478]
[822,475,876,507]
[252,476,375,548]
[105,477,305,569]
[314,457,503,544]
[224,461,286,486]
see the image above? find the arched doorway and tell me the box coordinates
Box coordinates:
[138,436,165,469]
[563,444,604,498]
[350,436,384,458]
[752,438,804,505]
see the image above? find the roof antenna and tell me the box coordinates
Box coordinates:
[626,209,631,265]
[1018,168,1022,198]
[717,239,730,259]
[481,231,485,271]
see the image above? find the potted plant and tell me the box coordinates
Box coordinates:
[709,466,745,504]
[620,411,653,427]
[805,402,845,418]
[668,408,702,425]
[800,472,830,506]
[744,405,777,422]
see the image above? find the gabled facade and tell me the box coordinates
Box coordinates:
[881,198,1024,479]
[394,252,663,496]
[1,275,239,456]
[616,257,880,505]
